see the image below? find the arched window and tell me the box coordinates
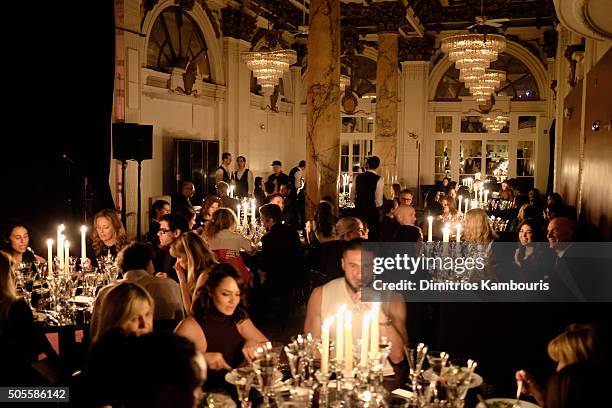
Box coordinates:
[147,6,211,82]
[435,52,540,101]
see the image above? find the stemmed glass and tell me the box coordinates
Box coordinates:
[15,262,35,308]
[404,343,428,399]
[232,367,255,408]
[253,356,277,408]
[426,350,449,399]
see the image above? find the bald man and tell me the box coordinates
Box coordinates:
[391,205,423,242]
[547,217,575,257]
[394,205,416,226]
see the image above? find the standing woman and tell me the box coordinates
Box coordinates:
[92,209,128,260]
[2,222,44,266]
[175,263,268,392]
[170,233,218,312]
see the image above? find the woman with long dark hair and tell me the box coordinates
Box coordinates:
[513,219,556,281]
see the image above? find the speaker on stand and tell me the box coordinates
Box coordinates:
[112,123,153,240]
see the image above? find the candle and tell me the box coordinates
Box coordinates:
[456,223,461,243]
[344,311,353,374]
[237,205,241,226]
[348,182,352,198]
[251,198,256,222]
[64,240,70,274]
[442,224,450,243]
[457,196,462,213]
[230,185,234,198]
[336,305,346,362]
[58,234,65,270]
[47,239,53,275]
[80,225,87,264]
[321,318,332,375]
[479,189,483,203]
[427,216,433,243]
[360,312,370,367]
[242,201,248,226]
[370,303,380,355]
[484,189,489,204]
[464,198,469,213]
[57,224,65,269]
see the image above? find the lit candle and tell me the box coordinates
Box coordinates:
[58,234,65,270]
[251,198,256,222]
[321,318,332,375]
[64,240,70,274]
[47,239,53,275]
[464,198,469,213]
[230,185,234,198]
[348,182,352,198]
[80,225,87,264]
[237,205,242,226]
[242,201,248,226]
[484,189,489,204]
[57,224,65,269]
[442,224,450,243]
[479,189,484,203]
[457,196,462,213]
[456,223,461,243]
[344,311,353,375]
[336,305,346,362]
[360,312,370,367]
[370,303,380,355]
[427,216,433,243]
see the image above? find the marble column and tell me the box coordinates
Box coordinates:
[374,32,399,198]
[223,37,251,158]
[305,0,341,220]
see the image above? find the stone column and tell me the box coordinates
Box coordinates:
[223,37,251,158]
[374,31,399,198]
[305,0,341,220]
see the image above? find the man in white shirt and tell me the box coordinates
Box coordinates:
[215,152,233,184]
[233,155,254,198]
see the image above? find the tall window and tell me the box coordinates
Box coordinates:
[147,6,211,82]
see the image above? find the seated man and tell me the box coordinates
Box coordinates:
[154,213,189,282]
[92,243,184,330]
[392,205,423,242]
[304,239,407,364]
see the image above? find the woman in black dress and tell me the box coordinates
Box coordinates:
[92,209,128,260]
[1,222,44,267]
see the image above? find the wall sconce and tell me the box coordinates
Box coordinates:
[259,123,266,130]
[591,120,600,131]
[564,107,573,119]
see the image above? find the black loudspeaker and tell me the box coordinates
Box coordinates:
[112,123,153,161]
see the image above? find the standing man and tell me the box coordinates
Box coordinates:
[234,155,254,198]
[289,160,306,190]
[353,156,384,240]
[216,152,233,184]
[266,160,290,195]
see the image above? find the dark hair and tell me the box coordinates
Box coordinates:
[392,183,401,196]
[160,213,188,234]
[426,201,443,217]
[151,200,170,218]
[529,188,540,198]
[517,219,547,242]
[546,203,568,220]
[342,238,368,257]
[117,242,155,272]
[180,180,194,188]
[399,189,414,197]
[221,152,231,160]
[366,156,380,170]
[298,160,306,167]
[513,194,530,209]
[380,199,397,217]
[321,195,335,205]
[192,263,248,323]
[259,203,282,223]
[352,165,360,173]
[523,205,543,222]
[2,221,29,246]
[174,206,196,226]
[547,192,565,207]
[266,193,284,204]
[314,201,335,238]
[546,362,606,408]
[394,225,422,242]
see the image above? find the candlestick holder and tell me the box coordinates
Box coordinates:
[315,369,333,408]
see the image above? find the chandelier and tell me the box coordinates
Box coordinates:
[480,113,509,132]
[465,69,506,102]
[241,49,297,95]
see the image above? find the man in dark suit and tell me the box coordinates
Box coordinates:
[174,181,195,213]
[154,213,188,282]
[353,156,384,241]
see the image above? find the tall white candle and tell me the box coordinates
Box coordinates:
[348,182,352,198]
[80,225,87,264]
[344,311,353,374]
[57,224,65,269]
[464,198,469,213]
[370,303,380,355]
[484,190,489,204]
[458,196,462,213]
[360,312,370,367]
[336,305,345,362]
[251,198,256,222]
[58,234,65,270]
[47,239,53,275]
[237,205,241,226]
[321,318,331,375]
[479,189,484,203]
[64,241,70,274]
[427,216,433,243]
[456,223,461,243]
[242,202,248,226]
[442,224,450,243]
[230,185,234,198]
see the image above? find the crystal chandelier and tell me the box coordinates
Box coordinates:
[465,69,506,102]
[241,49,297,95]
[442,33,506,72]
[481,114,509,132]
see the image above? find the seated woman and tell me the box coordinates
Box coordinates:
[254,176,266,206]
[335,216,367,241]
[439,196,457,223]
[499,180,514,201]
[197,195,221,231]
[175,263,268,392]
[1,222,45,267]
[91,209,128,261]
[305,201,336,246]
[170,233,218,312]
[1,250,59,385]
[513,220,556,281]
[516,323,608,407]
[89,281,154,345]
[203,208,257,286]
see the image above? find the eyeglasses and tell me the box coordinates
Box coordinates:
[158,228,172,234]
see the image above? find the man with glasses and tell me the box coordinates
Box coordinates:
[154,213,188,282]
[398,189,414,206]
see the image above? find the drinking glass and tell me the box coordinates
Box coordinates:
[404,342,428,395]
[253,357,277,408]
[232,367,255,408]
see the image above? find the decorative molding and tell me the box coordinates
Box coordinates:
[398,35,435,62]
[564,43,585,88]
[220,7,257,41]
[341,25,365,56]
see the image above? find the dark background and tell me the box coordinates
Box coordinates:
[3,1,115,253]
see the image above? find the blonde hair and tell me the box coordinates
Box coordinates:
[204,208,238,240]
[440,197,457,215]
[91,281,154,344]
[170,233,218,293]
[463,208,498,243]
[92,209,128,257]
[0,250,18,319]
[548,323,601,366]
[517,203,530,223]
[335,217,364,241]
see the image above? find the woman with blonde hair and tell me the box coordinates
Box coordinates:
[92,209,128,260]
[462,208,498,243]
[203,208,256,285]
[335,216,367,241]
[90,281,154,345]
[170,233,218,311]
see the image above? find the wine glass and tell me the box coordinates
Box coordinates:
[231,367,255,408]
[253,357,276,408]
[404,343,428,397]
[426,350,449,398]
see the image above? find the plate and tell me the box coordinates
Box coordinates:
[422,368,483,388]
[476,398,541,408]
